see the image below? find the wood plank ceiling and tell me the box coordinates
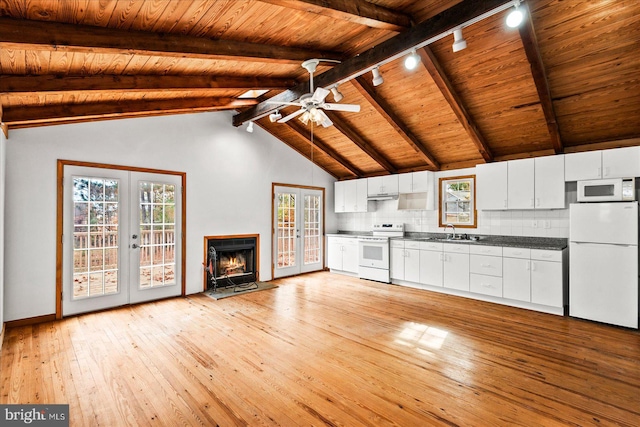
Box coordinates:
[1,0,639,178]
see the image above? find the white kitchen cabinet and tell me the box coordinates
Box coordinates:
[503,247,531,302]
[399,171,433,193]
[565,147,640,181]
[534,155,565,209]
[508,158,535,209]
[530,249,563,308]
[368,175,399,196]
[390,240,405,280]
[476,162,508,210]
[443,243,470,291]
[470,245,503,297]
[327,236,359,274]
[391,240,420,282]
[419,241,443,287]
[334,179,368,213]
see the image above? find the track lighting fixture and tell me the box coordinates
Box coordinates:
[246,121,254,133]
[452,28,467,53]
[371,67,384,86]
[269,110,282,122]
[404,49,420,70]
[331,86,344,102]
[506,0,524,28]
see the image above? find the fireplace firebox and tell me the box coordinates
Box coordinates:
[204,234,259,290]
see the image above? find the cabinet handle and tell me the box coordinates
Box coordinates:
[439,253,445,262]
[482,283,494,289]
[481,263,492,268]
[526,261,530,271]
[597,167,602,177]
[604,167,610,177]
[531,261,536,271]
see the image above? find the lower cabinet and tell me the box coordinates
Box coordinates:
[391,240,420,282]
[530,249,563,307]
[327,236,359,274]
[443,243,470,291]
[503,247,531,302]
[419,241,444,287]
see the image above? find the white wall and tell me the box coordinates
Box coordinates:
[337,168,572,238]
[3,111,337,322]
[0,131,6,327]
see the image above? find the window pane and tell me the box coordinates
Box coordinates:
[440,175,475,228]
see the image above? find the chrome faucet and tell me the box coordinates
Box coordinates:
[445,223,456,240]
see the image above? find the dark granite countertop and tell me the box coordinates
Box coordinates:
[327,231,567,250]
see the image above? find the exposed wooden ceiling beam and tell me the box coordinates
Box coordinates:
[0,17,342,64]
[0,75,298,95]
[418,46,494,163]
[259,0,412,32]
[351,77,440,170]
[233,0,512,125]
[325,111,397,173]
[285,121,364,178]
[3,98,257,127]
[518,3,563,154]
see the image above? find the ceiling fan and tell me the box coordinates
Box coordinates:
[267,59,360,128]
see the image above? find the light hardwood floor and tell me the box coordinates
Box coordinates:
[2,271,639,426]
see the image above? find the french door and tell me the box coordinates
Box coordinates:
[273,185,324,278]
[62,166,182,316]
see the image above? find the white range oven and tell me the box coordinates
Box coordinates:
[358,223,404,283]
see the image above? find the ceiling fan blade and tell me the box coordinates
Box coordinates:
[322,103,361,112]
[318,110,333,128]
[310,87,330,104]
[265,100,302,106]
[277,108,305,123]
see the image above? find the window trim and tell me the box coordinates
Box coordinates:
[438,174,477,229]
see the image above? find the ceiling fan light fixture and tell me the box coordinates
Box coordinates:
[269,110,282,122]
[404,49,420,70]
[452,28,467,53]
[371,67,384,86]
[246,121,254,133]
[299,111,311,125]
[331,86,344,102]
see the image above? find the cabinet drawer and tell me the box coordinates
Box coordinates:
[503,247,531,259]
[443,243,470,254]
[390,240,405,248]
[531,249,562,262]
[470,274,503,297]
[470,255,503,277]
[405,240,421,250]
[470,245,502,256]
[420,241,443,251]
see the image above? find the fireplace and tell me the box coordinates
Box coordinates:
[204,234,259,290]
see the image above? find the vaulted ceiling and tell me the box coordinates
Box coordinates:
[1,0,639,178]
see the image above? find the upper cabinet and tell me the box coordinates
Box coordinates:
[565,146,640,181]
[398,171,435,210]
[335,179,368,213]
[478,155,565,210]
[476,162,508,210]
[368,175,399,196]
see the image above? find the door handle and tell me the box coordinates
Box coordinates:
[132,234,138,239]
[131,244,139,249]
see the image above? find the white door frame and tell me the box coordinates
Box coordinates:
[56,160,186,319]
[272,183,324,279]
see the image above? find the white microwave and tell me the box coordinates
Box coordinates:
[577,178,636,202]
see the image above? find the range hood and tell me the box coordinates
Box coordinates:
[367,194,398,201]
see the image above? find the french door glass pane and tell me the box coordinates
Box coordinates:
[277,193,296,268]
[72,177,119,299]
[139,182,176,289]
[304,195,320,264]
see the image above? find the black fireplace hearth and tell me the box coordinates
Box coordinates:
[204,235,259,289]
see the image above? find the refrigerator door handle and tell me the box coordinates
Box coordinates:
[573,241,635,248]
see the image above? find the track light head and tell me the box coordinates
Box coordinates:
[331,86,344,102]
[404,49,421,70]
[246,121,254,133]
[269,110,282,122]
[452,28,467,53]
[371,67,384,86]
[506,7,525,28]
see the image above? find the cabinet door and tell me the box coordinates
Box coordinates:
[382,175,399,194]
[405,248,420,283]
[503,257,531,302]
[343,180,358,213]
[602,146,640,178]
[390,246,405,280]
[398,173,413,193]
[342,239,359,273]
[476,162,508,210]
[355,179,368,212]
[327,237,344,270]
[535,155,565,209]
[508,158,535,209]
[419,250,443,287]
[367,176,383,196]
[531,260,563,307]
[334,181,346,213]
[564,151,601,181]
[443,252,470,291]
[412,171,433,193]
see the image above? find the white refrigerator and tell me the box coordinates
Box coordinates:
[569,202,639,328]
